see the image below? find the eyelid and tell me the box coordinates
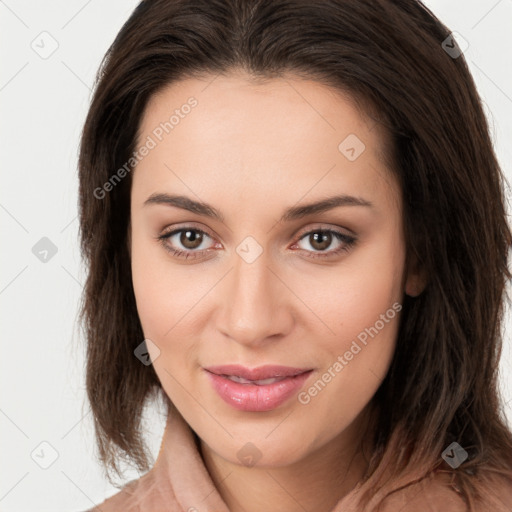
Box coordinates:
[163,220,210,231]
[159,222,216,240]
[157,222,356,259]
[293,222,355,239]
[159,223,353,245]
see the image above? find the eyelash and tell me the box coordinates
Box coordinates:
[156,225,356,261]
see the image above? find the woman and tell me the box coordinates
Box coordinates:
[78,0,512,510]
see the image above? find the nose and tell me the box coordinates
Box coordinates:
[215,250,294,348]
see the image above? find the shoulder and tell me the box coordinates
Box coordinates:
[379,470,512,512]
[83,469,179,512]
[377,470,466,512]
[84,477,145,512]
[84,478,143,512]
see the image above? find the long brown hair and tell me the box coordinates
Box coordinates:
[78,0,512,509]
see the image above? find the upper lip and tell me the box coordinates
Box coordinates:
[204,364,312,381]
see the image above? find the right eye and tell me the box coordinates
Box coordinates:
[157,227,218,259]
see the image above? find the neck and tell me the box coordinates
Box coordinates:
[199,408,373,512]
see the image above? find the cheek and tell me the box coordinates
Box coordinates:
[294,268,402,443]
[293,233,404,403]
[130,229,213,381]
[131,236,169,337]
[296,231,404,345]
[301,268,401,392]
[131,228,199,338]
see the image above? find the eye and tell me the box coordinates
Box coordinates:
[156,225,356,261]
[291,228,356,259]
[157,227,217,260]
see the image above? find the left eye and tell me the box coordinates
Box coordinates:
[292,229,356,258]
[157,227,356,260]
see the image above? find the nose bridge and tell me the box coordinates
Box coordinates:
[218,246,288,345]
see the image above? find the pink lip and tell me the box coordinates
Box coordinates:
[204,365,313,412]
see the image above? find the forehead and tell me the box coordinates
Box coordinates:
[132,72,399,217]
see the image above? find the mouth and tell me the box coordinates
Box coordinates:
[205,364,312,380]
[203,364,313,412]
[219,374,292,386]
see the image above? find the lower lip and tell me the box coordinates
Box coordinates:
[205,370,313,412]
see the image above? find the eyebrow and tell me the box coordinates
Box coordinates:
[143,193,373,223]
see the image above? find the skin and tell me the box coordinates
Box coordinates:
[128,70,426,512]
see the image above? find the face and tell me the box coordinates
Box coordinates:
[130,71,417,468]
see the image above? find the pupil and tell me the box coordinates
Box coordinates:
[312,232,331,250]
[181,230,203,249]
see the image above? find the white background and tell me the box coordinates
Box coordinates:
[1,1,511,510]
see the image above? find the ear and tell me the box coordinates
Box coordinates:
[404,250,427,297]
[126,220,132,258]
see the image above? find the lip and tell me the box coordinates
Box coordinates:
[205,364,311,380]
[204,364,313,412]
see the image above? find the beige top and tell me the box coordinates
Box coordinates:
[88,409,512,512]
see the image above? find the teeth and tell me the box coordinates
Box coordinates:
[224,375,288,385]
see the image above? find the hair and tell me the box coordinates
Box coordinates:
[77,0,512,509]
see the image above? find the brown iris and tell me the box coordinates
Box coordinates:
[180,229,204,249]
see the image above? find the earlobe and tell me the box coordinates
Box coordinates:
[405,252,427,297]
[126,221,132,257]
